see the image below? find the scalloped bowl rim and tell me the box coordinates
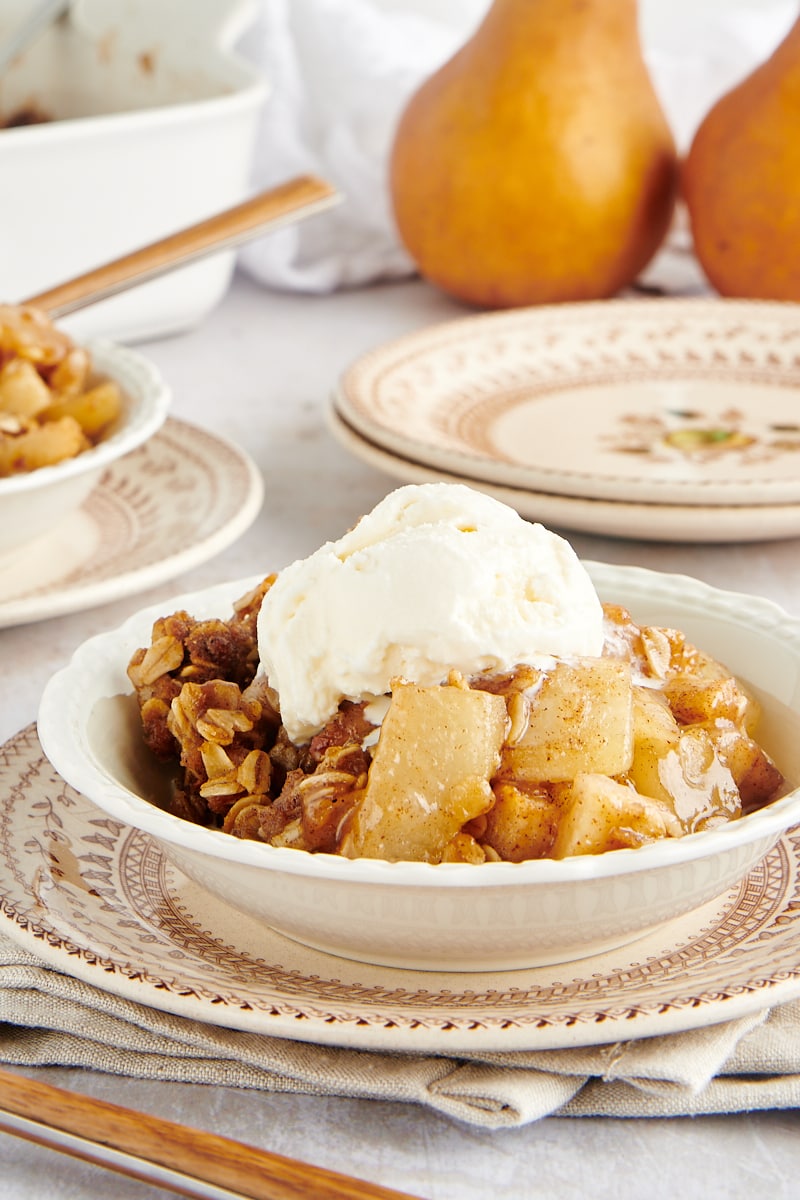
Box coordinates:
[0,340,170,496]
[37,562,800,888]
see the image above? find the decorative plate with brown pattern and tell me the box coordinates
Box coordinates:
[3,725,800,1052]
[0,418,263,629]
[334,298,800,508]
[327,404,800,544]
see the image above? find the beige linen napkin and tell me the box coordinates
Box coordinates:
[1,933,798,1128]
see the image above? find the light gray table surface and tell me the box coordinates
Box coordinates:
[1,272,799,1198]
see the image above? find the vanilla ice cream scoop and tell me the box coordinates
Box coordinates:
[257,483,604,742]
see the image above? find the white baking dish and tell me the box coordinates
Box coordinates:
[0,0,268,342]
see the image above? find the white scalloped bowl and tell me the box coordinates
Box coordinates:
[0,341,170,558]
[37,564,800,971]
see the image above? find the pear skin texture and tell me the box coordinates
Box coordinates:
[683,18,800,300]
[389,0,677,308]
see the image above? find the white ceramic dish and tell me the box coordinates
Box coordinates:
[0,339,170,557]
[333,298,800,508]
[327,404,800,544]
[0,0,267,342]
[3,723,800,1052]
[0,417,263,628]
[37,564,800,973]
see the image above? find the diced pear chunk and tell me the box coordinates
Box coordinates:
[341,681,508,862]
[665,672,756,731]
[628,686,682,802]
[482,782,560,862]
[629,690,742,832]
[440,832,486,863]
[707,726,784,810]
[551,774,682,858]
[0,357,51,417]
[504,657,633,782]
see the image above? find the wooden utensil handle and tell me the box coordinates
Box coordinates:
[0,0,70,75]
[23,175,340,319]
[0,1065,422,1200]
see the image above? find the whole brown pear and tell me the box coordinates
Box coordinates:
[683,16,800,300]
[389,0,678,308]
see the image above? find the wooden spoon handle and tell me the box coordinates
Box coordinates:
[0,1064,422,1200]
[0,0,70,75]
[23,175,340,319]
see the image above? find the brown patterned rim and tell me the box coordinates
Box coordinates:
[2,725,800,1051]
[326,404,800,545]
[334,298,800,507]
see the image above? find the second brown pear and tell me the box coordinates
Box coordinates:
[390,0,678,308]
[682,14,800,300]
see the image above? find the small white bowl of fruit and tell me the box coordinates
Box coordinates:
[0,304,169,558]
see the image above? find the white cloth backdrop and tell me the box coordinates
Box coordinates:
[236,0,797,293]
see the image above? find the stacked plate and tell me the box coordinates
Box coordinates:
[329,297,800,542]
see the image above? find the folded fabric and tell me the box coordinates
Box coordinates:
[1,933,797,1129]
[237,0,478,292]
[236,0,797,294]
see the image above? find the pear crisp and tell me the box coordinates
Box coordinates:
[127,582,786,864]
[0,304,122,476]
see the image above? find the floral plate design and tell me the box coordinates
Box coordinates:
[327,405,800,544]
[3,725,800,1054]
[0,418,263,628]
[333,298,800,508]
